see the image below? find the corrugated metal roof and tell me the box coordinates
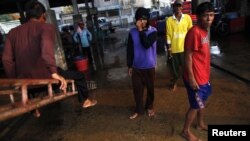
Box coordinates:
[0,0,92,14]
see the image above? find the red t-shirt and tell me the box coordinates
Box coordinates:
[183,25,210,85]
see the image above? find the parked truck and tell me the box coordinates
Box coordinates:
[98,17,115,33]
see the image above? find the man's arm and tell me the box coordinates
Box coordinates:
[166,18,172,55]
[41,24,57,74]
[87,29,92,41]
[127,33,134,77]
[185,48,199,90]
[73,32,78,43]
[2,34,16,78]
[139,30,157,49]
[41,24,67,90]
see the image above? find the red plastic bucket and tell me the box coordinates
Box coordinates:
[74,57,88,71]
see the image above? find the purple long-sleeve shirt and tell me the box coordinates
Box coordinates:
[2,20,57,78]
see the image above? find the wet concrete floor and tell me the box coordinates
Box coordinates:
[0,27,250,141]
[210,32,250,83]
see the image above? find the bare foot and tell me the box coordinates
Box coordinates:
[181,131,202,141]
[169,83,177,92]
[196,125,208,131]
[129,113,139,119]
[82,99,97,108]
[147,109,155,117]
[33,109,41,118]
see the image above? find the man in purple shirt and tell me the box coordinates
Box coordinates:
[127,7,157,119]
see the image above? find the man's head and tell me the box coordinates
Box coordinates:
[173,0,183,6]
[196,2,215,29]
[172,0,183,14]
[135,7,150,21]
[78,21,85,29]
[135,7,150,28]
[25,0,46,21]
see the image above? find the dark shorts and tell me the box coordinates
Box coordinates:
[183,79,212,109]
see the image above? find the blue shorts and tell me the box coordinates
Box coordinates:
[183,79,212,109]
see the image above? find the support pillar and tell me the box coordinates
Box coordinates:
[16,2,25,24]
[85,0,97,71]
[38,0,67,70]
[71,0,83,29]
[71,0,79,14]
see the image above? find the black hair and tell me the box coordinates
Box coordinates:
[135,7,150,21]
[135,7,150,27]
[25,0,46,20]
[196,2,215,16]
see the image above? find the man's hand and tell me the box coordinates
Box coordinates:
[189,77,199,91]
[167,44,172,59]
[168,50,172,60]
[136,20,143,31]
[51,73,67,90]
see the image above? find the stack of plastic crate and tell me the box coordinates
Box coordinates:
[182,1,192,14]
[182,1,197,25]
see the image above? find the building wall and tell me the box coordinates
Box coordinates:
[95,0,120,10]
[54,0,174,27]
[240,0,249,16]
